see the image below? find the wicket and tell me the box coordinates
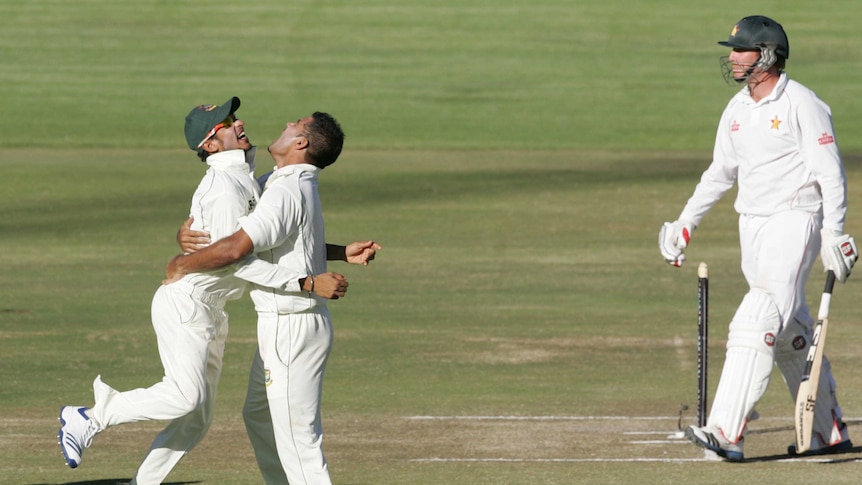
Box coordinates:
[697,262,709,427]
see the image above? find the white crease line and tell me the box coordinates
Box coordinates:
[411,458,713,463]
[405,415,679,421]
[403,415,817,421]
[411,457,862,463]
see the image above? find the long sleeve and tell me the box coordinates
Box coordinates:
[232,255,303,292]
[796,96,846,233]
[678,107,739,226]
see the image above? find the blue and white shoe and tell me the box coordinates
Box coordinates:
[685,425,744,462]
[58,406,101,468]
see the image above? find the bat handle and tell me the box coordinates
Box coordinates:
[824,270,836,294]
[818,271,836,320]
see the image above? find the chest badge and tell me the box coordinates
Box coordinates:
[770,116,782,130]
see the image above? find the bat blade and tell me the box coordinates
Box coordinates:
[794,316,829,454]
[794,270,835,455]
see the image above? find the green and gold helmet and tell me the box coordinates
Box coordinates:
[718,15,789,60]
[718,15,789,83]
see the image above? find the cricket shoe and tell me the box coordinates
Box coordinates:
[684,425,744,462]
[58,406,101,468]
[788,422,852,456]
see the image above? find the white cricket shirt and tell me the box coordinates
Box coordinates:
[181,149,298,304]
[679,73,847,233]
[239,163,327,314]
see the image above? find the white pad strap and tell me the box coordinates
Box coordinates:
[708,289,781,442]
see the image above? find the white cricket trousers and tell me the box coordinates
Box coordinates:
[91,282,228,485]
[709,211,844,441]
[243,309,333,485]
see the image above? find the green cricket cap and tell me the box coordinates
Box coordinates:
[184,96,241,150]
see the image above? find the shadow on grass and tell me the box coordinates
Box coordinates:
[29,481,201,485]
[746,446,862,463]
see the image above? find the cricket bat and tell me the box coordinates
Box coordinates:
[794,270,836,454]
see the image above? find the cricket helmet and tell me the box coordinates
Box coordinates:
[718,15,789,60]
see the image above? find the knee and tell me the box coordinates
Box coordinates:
[728,289,781,354]
[170,384,206,415]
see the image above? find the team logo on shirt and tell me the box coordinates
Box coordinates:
[819,132,835,145]
[731,120,740,132]
[265,368,272,386]
[770,116,782,130]
[248,198,257,212]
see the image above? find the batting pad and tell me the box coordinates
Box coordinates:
[775,318,845,444]
[708,289,780,442]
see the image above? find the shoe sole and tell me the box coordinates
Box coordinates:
[684,427,744,462]
[58,406,81,469]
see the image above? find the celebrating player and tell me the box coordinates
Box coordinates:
[165,112,379,484]
[57,97,301,483]
[659,15,857,461]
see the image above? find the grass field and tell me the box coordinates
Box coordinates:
[4,1,862,484]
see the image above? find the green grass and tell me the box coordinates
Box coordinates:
[4,1,862,484]
[3,0,862,151]
[6,149,862,484]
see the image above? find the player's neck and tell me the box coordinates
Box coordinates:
[747,71,780,102]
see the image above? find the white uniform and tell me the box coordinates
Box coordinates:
[677,72,848,444]
[238,163,332,485]
[91,149,298,485]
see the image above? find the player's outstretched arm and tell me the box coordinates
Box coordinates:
[327,241,382,266]
[165,229,254,283]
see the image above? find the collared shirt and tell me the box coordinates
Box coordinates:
[181,149,297,305]
[240,163,326,314]
[679,72,847,233]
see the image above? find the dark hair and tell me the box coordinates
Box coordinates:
[303,112,345,169]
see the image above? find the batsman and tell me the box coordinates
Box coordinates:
[659,15,858,461]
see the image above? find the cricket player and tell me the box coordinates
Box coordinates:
[165,112,380,485]
[659,15,857,461]
[57,97,302,483]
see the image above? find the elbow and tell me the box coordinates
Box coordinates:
[214,230,254,266]
[224,245,251,264]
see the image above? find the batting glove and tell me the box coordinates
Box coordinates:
[659,220,695,267]
[821,229,858,283]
